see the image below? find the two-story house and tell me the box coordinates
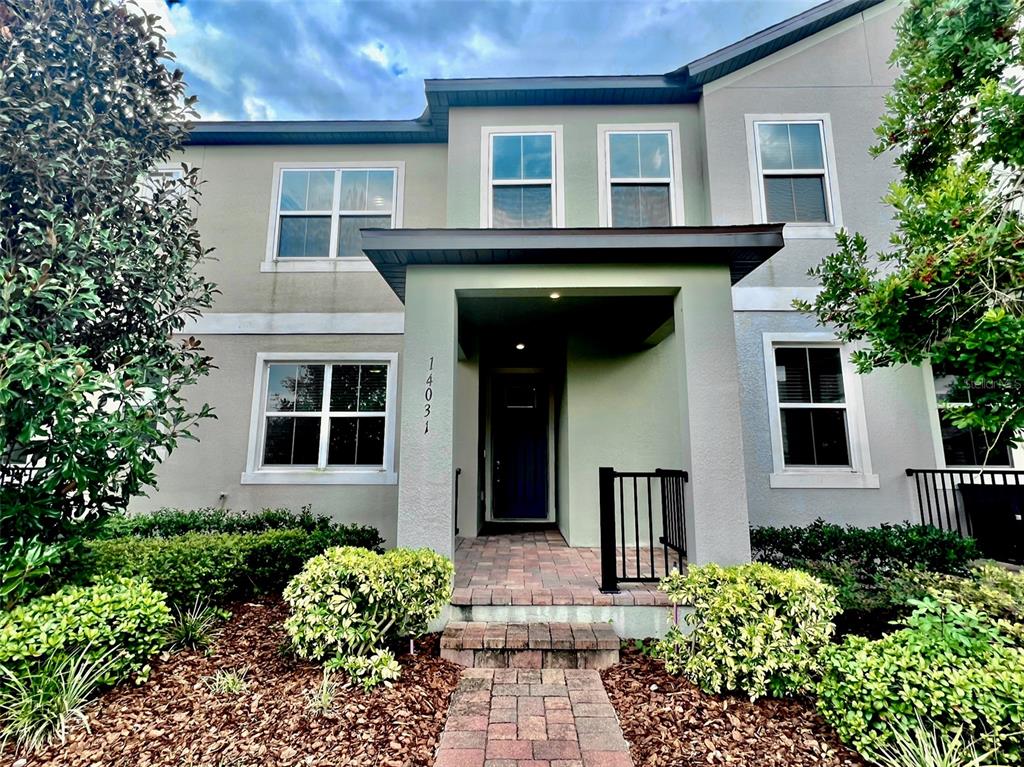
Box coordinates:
[144,0,1019,626]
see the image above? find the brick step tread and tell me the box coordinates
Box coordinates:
[442,621,619,651]
[450,586,671,607]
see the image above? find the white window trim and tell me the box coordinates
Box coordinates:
[762,332,878,489]
[479,125,566,228]
[596,123,684,227]
[921,361,1023,471]
[262,161,405,274]
[242,352,398,485]
[744,114,843,240]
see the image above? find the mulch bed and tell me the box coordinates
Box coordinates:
[601,645,866,767]
[9,599,462,767]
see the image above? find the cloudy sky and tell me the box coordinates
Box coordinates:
[149,0,820,122]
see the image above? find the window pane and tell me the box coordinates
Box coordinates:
[939,414,1014,467]
[781,408,850,467]
[522,135,552,180]
[280,170,334,211]
[775,348,811,403]
[789,123,824,169]
[328,417,385,465]
[492,135,522,180]
[263,416,321,465]
[638,133,671,178]
[521,186,553,227]
[808,348,845,403]
[340,170,368,211]
[611,185,641,227]
[764,176,828,223]
[758,123,792,170]
[278,216,331,258]
[366,170,395,212]
[493,186,552,227]
[609,133,640,178]
[359,365,388,411]
[337,215,391,258]
[639,185,671,226]
[330,365,359,412]
[611,184,671,227]
[266,364,324,412]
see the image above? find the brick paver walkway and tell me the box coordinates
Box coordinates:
[435,667,633,767]
[453,531,681,607]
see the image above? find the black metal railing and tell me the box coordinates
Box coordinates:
[906,468,1024,564]
[599,467,688,593]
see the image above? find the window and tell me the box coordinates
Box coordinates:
[139,166,184,200]
[746,115,841,237]
[604,130,675,227]
[763,334,877,488]
[933,372,1015,467]
[482,127,563,227]
[275,167,396,259]
[243,353,397,485]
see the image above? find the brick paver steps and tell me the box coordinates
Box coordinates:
[435,667,634,767]
[441,622,620,670]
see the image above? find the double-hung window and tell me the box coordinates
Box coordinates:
[484,128,561,227]
[243,353,397,485]
[603,129,677,227]
[271,165,400,262]
[763,335,877,488]
[747,116,840,236]
[932,371,1015,467]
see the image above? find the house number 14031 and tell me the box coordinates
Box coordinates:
[423,356,433,434]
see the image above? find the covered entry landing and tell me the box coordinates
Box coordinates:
[452,530,682,607]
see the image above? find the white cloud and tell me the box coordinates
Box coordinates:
[359,41,390,68]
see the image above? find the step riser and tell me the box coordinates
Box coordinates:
[441,647,618,670]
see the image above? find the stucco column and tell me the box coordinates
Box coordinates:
[673,268,752,565]
[396,268,458,558]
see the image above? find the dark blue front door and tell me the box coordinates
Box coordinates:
[492,374,549,519]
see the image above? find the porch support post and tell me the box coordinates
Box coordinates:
[396,267,458,559]
[673,269,752,565]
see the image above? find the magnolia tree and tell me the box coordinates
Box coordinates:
[802,0,1024,456]
[0,0,216,600]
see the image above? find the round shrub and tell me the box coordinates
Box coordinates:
[0,577,171,686]
[658,563,840,700]
[817,597,1024,762]
[283,546,453,661]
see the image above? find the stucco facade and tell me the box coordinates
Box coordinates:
[145,0,971,566]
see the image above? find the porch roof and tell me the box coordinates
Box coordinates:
[361,224,785,302]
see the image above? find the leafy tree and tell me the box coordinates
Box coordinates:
[801,0,1024,456]
[0,0,216,600]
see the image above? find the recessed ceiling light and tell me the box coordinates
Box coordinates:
[515,343,526,350]
[549,292,561,299]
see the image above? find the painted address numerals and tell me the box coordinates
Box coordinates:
[423,356,434,434]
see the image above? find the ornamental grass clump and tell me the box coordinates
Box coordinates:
[283,546,453,690]
[657,563,840,700]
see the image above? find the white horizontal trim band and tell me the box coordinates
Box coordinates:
[731,286,821,311]
[180,313,405,335]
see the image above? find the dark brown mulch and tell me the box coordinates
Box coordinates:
[8,599,462,767]
[601,646,867,767]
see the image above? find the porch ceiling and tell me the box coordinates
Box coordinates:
[360,225,785,302]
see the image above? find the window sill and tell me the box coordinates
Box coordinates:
[241,469,397,485]
[781,223,839,240]
[769,471,879,489]
[260,259,378,273]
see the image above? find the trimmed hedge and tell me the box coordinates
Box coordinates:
[0,577,171,686]
[80,527,383,606]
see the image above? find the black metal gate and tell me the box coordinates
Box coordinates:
[598,467,688,593]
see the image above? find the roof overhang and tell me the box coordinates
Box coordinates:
[360,225,785,302]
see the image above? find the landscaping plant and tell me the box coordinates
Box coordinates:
[872,717,1002,767]
[0,649,113,753]
[0,577,171,687]
[166,597,226,652]
[325,650,402,693]
[0,0,216,600]
[817,598,1024,763]
[657,563,840,700]
[912,563,1024,646]
[203,667,250,695]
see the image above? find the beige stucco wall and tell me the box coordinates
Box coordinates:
[445,105,709,229]
[138,333,404,546]
[178,143,447,315]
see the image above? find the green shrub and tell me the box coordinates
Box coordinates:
[817,598,1024,763]
[1,537,64,610]
[326,650,402,692]
[283,546,453,661]
[0,578,171,686]
[166,598,226,651]
[98,505,384,551]
[657,563,840,700]
[912,564,1024,646]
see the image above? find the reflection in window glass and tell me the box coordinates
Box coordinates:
[607,131,673,227]
[773,346,851,468]
[756,122,830,224]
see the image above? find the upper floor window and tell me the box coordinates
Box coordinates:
[138,165,184,200]
[603,130,677,227]
[746,115,842,238]
[275,167,396,260]
[933,372,1015,467]
[482,127,563,228]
